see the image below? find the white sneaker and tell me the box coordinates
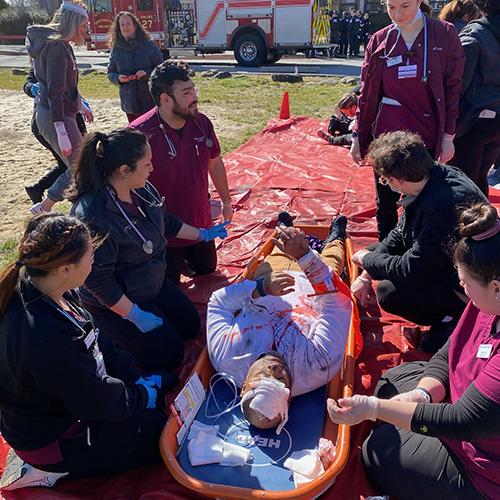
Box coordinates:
[29,202,46,215]
[0,450,68,491]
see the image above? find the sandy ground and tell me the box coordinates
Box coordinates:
[0,89,128,242]
[0,90,245,243]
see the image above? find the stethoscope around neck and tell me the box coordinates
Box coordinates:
[156,110,214,159]
[106,183,164,255]
[382,11,428,84]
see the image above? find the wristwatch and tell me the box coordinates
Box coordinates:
[351,131,359,138]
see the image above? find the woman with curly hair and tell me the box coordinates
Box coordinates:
[107,12,163,122]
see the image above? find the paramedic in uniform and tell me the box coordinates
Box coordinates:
[350,0,464,240]
[131,62,233,285]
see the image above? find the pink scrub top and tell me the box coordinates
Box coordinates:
[374,27,438,153]
[131,107,221,247]
[443,302,500,499]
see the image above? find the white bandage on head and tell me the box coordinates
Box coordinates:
[61,1,88,18]
[241,378,290,434]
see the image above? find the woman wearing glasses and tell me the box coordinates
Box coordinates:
[350,0,464,241]
[70,128,228,371]
[350,131,486,353]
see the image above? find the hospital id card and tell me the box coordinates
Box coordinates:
[387,55,403,67]
[172,372,206,446]
[398,64,418,79]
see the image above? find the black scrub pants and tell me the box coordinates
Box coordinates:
[451,116,500,196]
[166,240,217,285]
[362,362,485,500]
[86,276,200,372]
[35,410,166,477]
[376,279,466,326]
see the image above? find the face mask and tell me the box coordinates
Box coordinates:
[241,378,290,434]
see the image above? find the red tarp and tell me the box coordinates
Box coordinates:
[2,117,499,500]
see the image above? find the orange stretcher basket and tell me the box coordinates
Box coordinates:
[160,225,363,499]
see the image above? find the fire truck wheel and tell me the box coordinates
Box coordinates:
[234,33,266,67]
[267,52,282,64]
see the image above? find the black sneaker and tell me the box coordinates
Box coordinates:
[323,215,348,247]
[277,211,294,228]
[25,185,44,204]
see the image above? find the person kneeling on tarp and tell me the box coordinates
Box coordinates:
[351,131,486,352]
[0,214,171,491]
[206,215,352,433]
[328,201,500,500]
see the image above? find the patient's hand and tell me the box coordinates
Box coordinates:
[273,226,309,260]
[264,271,295,296]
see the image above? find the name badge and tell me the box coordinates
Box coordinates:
[387,55,403,67]
[84,329,96,349]
[477,344,493,359]
[398,64,418,79]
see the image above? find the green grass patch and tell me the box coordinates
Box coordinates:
[0,69,355,260]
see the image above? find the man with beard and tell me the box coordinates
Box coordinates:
[131,61,232,284]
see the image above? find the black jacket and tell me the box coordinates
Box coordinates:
[364,164,486,289]
[0,279,147,451]
[456,13,500,137]
[71,185,183,308]
[107,39,163,116]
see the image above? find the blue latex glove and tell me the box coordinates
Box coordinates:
[124,304,163,333]
[30,82,40,97]
[135,378,158,409]
[137,374,162,389]
[199,220,230,242]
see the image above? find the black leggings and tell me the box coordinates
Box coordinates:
[376,278,466,325]
[86,277,200,372]
[166,240,217,285]
[36,410,166,477]
[362,362,485,500]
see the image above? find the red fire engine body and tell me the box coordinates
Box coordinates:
[87,0,314,66]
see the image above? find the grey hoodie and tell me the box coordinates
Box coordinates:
[457,14,500,137]
[26,25,80,122]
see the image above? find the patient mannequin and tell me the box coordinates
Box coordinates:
[207,216,352,432]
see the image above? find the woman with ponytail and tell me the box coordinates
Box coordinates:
[327,201,500,499]
[70,128,228,371]
[0,214,172,491]
[439,0,481,32]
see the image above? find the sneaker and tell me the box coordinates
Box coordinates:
[0,449,68,491]
[322,214,348,247]
[29,202,46,215]
[277,211,294,228]
[25,185,44,204]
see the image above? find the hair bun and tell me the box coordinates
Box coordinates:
[458,202,498,238]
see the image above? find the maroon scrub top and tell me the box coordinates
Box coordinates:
[131,107,221,247]
[374,28,438,153]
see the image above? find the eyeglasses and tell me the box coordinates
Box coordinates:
[378,175,392,186]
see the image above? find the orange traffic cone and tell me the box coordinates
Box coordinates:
[279,91,290,119]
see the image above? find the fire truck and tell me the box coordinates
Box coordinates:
[87,0,321,66]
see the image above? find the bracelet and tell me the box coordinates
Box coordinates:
[255,278,267,297]
[415,387,432,403]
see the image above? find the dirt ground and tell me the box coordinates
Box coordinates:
[0,89,245,243]
[0,89,128,241]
